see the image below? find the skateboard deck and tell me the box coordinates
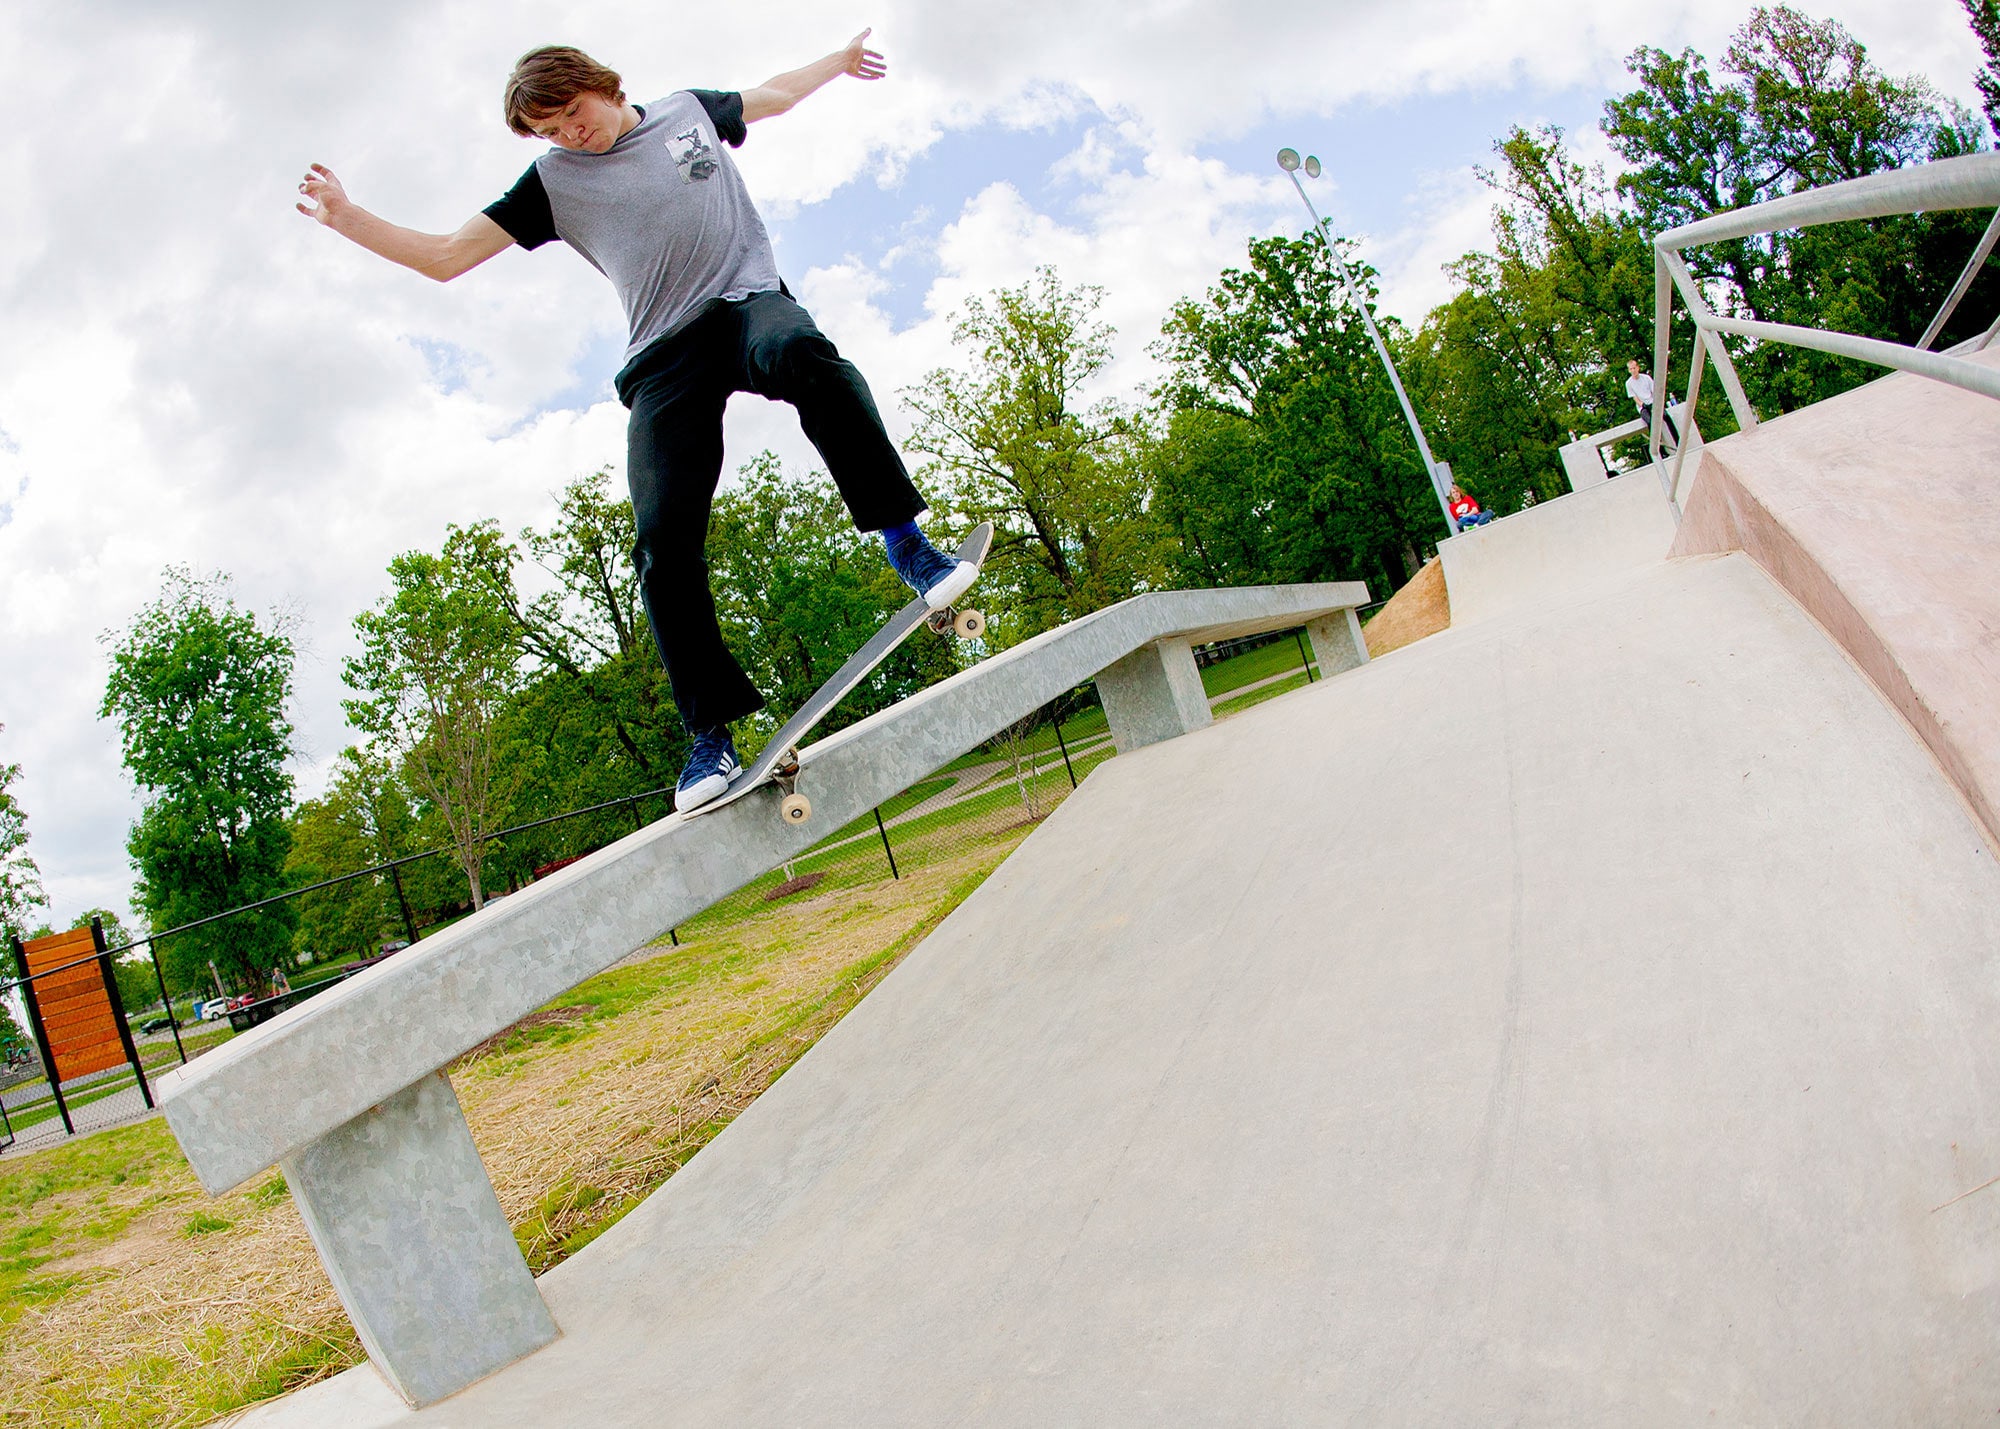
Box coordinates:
[687,522,994,824]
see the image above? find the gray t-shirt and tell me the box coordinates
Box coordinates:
[483,90,782,365]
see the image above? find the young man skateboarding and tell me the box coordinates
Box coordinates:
[296,30,978,811]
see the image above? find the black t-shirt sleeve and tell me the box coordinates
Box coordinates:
[688,89,747,147]
[482,164,559,249]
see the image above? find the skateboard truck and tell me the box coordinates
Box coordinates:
[773,608,981,827]
[927,605,985,640]
[770,747,811,824]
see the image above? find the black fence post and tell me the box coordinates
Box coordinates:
[10,934,72,1137]
[669,927,679,947]
[1295,628,1316,682]
[1052,702,1078,789]
[390,864,420,945]
[93,917,153,1110]
[629,799,644,834]
[873,807,900,881]
[146,937,188,1065]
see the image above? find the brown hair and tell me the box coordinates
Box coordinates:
[504,47,625,136]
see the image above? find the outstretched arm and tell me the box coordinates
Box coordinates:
[741,29,886,123]
[296,164,514,282]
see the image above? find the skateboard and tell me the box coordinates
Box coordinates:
[688,522,994,825]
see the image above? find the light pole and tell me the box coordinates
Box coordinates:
[1277,149,1459,535]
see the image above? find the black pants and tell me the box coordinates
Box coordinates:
[616,290,926,733]
[1641,402,1679,448]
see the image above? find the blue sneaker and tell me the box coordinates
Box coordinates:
[886,529,979,610]
[675,726,743,812]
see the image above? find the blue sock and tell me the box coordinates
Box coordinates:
[880,519,922,550]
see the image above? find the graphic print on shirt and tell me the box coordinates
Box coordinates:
[667,125,718,182]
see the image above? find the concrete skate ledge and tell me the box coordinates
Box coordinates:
[155,579,1366,1404]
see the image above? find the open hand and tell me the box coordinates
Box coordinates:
[842,28,887,81]
[296,163,348,226]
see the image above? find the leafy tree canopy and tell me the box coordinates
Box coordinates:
[0,723,46,945]
[345,529,520,911]
[905,267,1160,640]
[101,569,296,996]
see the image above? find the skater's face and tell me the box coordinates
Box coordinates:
[526,90,629,153]
[1627,359,1642,375]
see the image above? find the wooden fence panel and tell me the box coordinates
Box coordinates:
[22,927,130,1081]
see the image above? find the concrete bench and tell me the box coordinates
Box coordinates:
[157,581,1368,1407]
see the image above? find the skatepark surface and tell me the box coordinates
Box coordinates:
[235,515,2000,1421]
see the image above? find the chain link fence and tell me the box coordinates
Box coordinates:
[0,620,1343,1158]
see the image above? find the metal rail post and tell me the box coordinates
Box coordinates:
[873,808,900,881]
[1053,705,1079,789]
[390,864,421,946]
[10,935,72,1136]
[94,917,153,1111]
[145,937,188,1065]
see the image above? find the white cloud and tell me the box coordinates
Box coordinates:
[0,0,1985,925]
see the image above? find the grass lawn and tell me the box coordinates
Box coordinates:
[0,817,1049,1427]
[1198,633,1315,698]
[1212,669,1315,719]
[935,701,1110,775]
[4,1028,237,1135]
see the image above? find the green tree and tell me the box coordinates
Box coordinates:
[345,530,520,911]
[0,1000,28,1067]
[1603,6,1990,414]
[461,471,683,784]
[905,267,1160,640]
[1966,0,2000,138]
[1152,234,1444,599]
[0,723,46,945]
[1405,124,1674,484]
[285,747,423,964]
[102,569,297,997]
[452,472,688,868]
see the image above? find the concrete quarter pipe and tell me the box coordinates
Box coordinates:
[240,548,2000,1426]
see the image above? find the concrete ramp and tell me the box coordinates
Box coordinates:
[246,550,2000,1425]
[1673,347,2000,851]
[1437,471,1677,625]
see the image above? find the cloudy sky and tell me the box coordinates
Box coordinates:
[0,0,1982,930]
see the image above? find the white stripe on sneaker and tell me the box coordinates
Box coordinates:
[924,559,978,610]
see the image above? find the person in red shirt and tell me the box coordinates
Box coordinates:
[1449,485,1494,528]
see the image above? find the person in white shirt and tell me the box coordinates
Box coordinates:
[1625,358,1679,455]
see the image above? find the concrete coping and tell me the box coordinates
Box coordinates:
[158,581,1370,1195]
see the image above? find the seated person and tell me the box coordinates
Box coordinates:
[1449,485,1494,529]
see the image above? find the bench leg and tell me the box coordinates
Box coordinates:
[1306,608,1369,677]
[281,1071,558,1406]
[1098,636,1212,753]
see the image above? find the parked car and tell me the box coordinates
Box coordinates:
[139,1014,175,1034]
[196,998,230,1021]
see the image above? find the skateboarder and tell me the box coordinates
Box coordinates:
[296,31,978,812]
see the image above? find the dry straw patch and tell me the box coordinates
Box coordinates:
[0,837,1020,1428]
[1363,557,1450,656]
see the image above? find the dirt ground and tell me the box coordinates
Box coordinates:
[1364,558,1451,656]
[0,840,1018,1428]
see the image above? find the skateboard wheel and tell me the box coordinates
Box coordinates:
[780,792,813,824]
[953,608,985,639]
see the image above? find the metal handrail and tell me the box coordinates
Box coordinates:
[1650,152,2000,497]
